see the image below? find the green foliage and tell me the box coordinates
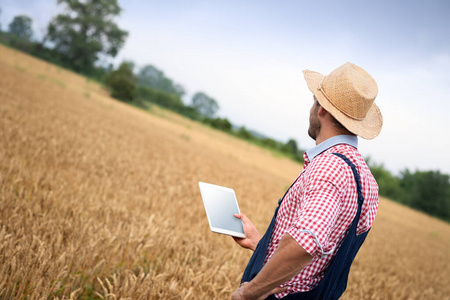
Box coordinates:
[203,117,232,132]
[201,119,304,163]
[136,85,199,119]
[261,137,304,163]
[278,139,304,162]
[0,30,78,73]
[191,92,219,118]
[8,15,33,41]
[0,31,35,53]
[104,62,136,102]
[366,158,402,200]
[236,126,254,140]
[137,85,183,109]
[261,137,277,148]
[137,65,185,97]
[46,0,128,74]
[281,139,298,156]
[399,170,450,221]
[368,159,450,222]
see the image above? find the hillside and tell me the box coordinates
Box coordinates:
[0,44,449,299]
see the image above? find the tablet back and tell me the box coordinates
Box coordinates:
[198,182,245,238]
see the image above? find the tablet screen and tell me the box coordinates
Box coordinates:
[199,182,245,238]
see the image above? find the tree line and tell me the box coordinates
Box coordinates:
[368,160,450,221]
[109,61,306,163]
[1,1,449,222]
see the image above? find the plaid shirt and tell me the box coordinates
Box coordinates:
[266,135,379,298]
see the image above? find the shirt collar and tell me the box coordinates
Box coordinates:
[304,135,358,164]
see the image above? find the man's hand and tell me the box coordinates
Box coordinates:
[231,234,313,299]
[231,282,288,300]
[232,213,263,251]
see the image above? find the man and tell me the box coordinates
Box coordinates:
[231,62,382,300]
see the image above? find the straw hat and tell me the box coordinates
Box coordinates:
[303,62,382,139]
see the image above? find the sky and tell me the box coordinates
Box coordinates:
[2,0,450,175]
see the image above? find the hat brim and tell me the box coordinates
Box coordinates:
[303,69,383,140]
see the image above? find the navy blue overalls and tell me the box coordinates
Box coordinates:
[241,153,370,300]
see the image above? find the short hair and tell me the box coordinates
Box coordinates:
[329,113,351,134]
[315,96,354,136]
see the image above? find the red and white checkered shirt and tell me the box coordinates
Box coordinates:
[266,135,379,298]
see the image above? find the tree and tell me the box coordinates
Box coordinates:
[282,139,298,155]
[191,92,219,118]
[46,0,128,74]
[137,85,184,109]
[236,126,254,140]
[104,61,136,102]
[261,138,277,148]
[278,139,304,162]
[204,117,232,132]
[367,160,402,200]
[399,170,450,220]
[138,65,185,97]
[8,15,33,41]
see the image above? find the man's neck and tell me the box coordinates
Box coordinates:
[315,126,354,145]
[315,131,338,145]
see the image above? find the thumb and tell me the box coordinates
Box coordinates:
[234,213,249,222]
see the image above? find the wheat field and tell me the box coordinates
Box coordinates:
[0,44,449,299]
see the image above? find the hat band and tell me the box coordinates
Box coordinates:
[318,77,365,121]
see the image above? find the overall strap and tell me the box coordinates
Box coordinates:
[332,153,364,208]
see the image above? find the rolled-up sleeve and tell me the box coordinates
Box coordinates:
[287,159,345,257]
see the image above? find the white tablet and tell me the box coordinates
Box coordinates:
[198,182,246,238]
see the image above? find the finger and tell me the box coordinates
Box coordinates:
[259,286,289,300]
[271,286,289,294]
[235,213,249,223]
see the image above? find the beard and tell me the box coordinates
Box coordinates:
[308,110,321,141]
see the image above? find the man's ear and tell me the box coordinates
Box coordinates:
[317,105,328,117]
